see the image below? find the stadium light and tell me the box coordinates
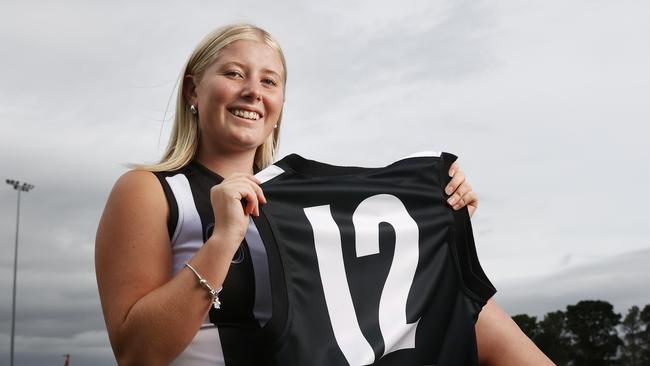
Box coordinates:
[5,179,34,366]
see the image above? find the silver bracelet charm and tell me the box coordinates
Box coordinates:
[184,263,222,309]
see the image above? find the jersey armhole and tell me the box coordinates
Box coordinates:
[152,171,179,241]
[439,152,497,304]
[450,208,497,303]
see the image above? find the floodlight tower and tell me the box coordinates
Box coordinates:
[5,179,34,366]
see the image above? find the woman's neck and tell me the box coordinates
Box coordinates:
[196,149,256,178]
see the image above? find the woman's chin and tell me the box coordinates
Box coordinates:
[227,133,267,151]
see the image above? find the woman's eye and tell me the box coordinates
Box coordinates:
[263,78,278,86]
[225,71,243,78]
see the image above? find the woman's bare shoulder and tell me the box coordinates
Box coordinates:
[108,169,168,210]
[112,169,163,198]
[98,169,169,241]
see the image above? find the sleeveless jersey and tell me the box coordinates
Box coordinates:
[154,151,495,366]
[154,162,273,365]
[251,151,496,366]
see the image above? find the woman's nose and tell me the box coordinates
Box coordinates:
[241,79,262,101]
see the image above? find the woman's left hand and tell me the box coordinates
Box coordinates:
[444,161,478,218]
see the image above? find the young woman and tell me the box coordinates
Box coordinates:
[95,24,553,365]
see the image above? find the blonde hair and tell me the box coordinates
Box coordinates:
[138,24,287,172]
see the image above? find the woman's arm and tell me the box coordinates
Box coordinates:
[476,299,555,365]
[95,170,240,365]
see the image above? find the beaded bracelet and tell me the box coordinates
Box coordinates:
[184,263,222,309]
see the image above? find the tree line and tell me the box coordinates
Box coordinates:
[512,300,650,365]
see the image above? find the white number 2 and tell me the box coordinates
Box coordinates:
[304,194,420,366]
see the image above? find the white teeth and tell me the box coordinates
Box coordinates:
[231,109,260,120]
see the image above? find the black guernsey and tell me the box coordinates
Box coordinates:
[252,151,496,366]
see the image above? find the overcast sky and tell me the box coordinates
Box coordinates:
[1,0,649,364]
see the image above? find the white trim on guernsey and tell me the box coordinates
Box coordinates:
[167,175,185,245]
[402,151,441,159]
[170,327,225,366]
[165,174,205,276]
[255,164,285,184]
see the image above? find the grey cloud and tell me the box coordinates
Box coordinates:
[497,247,650,317]
[1,0,650,365]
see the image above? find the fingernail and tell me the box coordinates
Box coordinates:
[448,197,456,205]
[449,169,455,177]
[445,186,452,194]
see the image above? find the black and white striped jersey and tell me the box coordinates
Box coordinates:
[154,162,273,365]
[252,151,496,366]
[154,151,496,366]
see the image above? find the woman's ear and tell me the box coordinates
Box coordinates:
[183,74,198,107]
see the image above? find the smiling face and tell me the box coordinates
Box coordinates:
[187,39,285,159]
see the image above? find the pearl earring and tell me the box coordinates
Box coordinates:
[190,105,197,115]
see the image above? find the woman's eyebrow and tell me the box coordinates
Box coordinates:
[263,68,283,81]
[221,61,282,80]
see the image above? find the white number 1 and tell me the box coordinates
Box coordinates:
[304,194,420,366]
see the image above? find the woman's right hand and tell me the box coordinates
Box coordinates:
[209,173,267,247]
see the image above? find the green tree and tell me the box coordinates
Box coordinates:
[639,304,650,364]
[565,300,621,366]
[619,306,645,366]
[536,310,571,365]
